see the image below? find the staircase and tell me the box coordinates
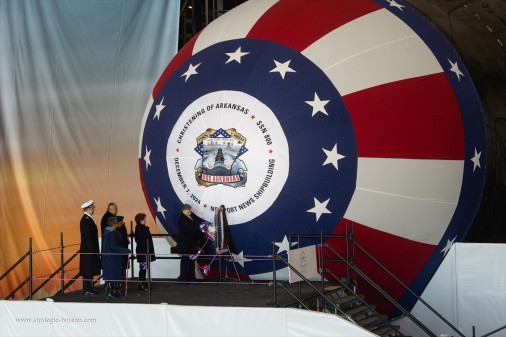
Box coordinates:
[273,228,454,337]
[281,283,406,337]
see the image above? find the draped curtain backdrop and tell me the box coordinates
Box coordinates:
[0,0,179,298]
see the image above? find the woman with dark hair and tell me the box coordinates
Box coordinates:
[102,216,130,299]
[177,204,205,282]
[134,213,156,290]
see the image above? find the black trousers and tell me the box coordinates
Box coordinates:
[179,255,196,281]
[139,269,146,281]
[82,277,94,292]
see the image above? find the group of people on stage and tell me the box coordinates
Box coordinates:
[79,200,156,298]
[79,200,206,297]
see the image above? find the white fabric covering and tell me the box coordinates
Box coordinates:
[397,243,506,337]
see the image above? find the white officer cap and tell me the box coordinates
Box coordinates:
[81,200,94,209]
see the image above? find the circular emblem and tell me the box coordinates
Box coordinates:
[140,37,357,246]
[167,90,292,224]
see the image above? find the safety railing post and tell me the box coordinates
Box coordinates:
[350,222,356,287]
[130,221,135,279]
[29,237,33,300]
[60,232,64,294]
[345,222,350,284]
[147,238,151,304]
[319,230,327,310]
[272,241,277,306]
[297,234,301,302]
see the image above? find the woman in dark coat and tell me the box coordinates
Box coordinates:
[115,215,130,290]
[177,204,205,282]
[102,216,130,299]
[134,213,156,290]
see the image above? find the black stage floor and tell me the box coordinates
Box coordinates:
[50,279,323,308]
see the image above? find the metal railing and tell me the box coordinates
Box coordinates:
[342,239,466,337]
[270,240,405,336]
[2,225,504,337]
[0,227,189,302]
[275,223,470,337]
[0,233,80,300]
[324,243,436,337]
[325,267,404,336]
[269,242,351,319]
[476,324,506,337]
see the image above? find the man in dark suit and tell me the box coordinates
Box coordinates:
[100,202,118,236]
[79,200,101,295]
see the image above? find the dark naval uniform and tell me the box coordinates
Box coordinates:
[80,212,101,294]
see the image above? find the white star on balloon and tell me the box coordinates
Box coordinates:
[440,236,457,256]
[307,197,332,222]
[270,60,296,79]
[448,59,464,81]
[225,46,250,64]
[387,0,404,11]
[153,97,166,121]
[305,93,330,117]
[275,235,298,254]
[471,147,482,172]
[144,146,152,170]
[231,251,252,267]
[181,62,201,82]
[153,196,167,219]
[322,144,345,170]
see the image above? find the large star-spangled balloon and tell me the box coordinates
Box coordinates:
[139,0,486,314]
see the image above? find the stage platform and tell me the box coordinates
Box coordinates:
[4,280,380,337]
[50,279,324,308]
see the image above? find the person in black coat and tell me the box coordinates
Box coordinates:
[100,202,118,236]
[114,215,130,295]
[177,204,206,282]
[79,200,101,296]
[102,216,130,299]
[134,213,156,290]
[115,216,130,267]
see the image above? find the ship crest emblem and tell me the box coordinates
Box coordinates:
[194,128,248,187]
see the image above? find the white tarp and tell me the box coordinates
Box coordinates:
[0,300,377,337]
[397,243,506,337]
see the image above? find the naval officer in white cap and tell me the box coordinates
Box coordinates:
[79,200,101,295]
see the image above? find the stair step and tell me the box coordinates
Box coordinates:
[370,324,396,336]
[331,293,365,307]
[323,284,343,293]
[345,304,374,319]
[356,314,387,328]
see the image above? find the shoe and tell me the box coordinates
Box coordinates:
[105,282,118,299]
[83,291,96,296]
[105,292,120,299]
[138,282,148,291]
[111,283,122,297]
